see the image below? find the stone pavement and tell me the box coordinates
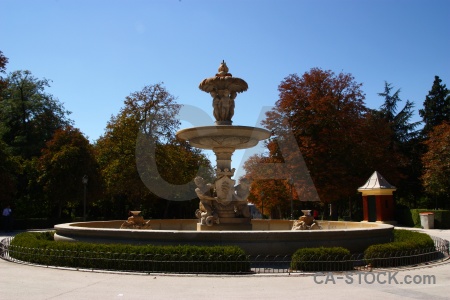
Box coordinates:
[1,228,449,300]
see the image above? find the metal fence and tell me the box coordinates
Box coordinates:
[1,236,448,274]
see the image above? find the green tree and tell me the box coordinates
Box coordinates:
[0,140,20,207]
[95,83,213,219]
[377,82,421,144]
[0,50,8,100]
[0,70,72,159]
[376,82,424,206]
[419,76,450,136]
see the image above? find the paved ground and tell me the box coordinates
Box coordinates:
[1,228,450,300]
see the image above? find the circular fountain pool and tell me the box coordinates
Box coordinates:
[54,220,393,256]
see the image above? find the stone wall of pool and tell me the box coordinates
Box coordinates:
[54,220,393,256]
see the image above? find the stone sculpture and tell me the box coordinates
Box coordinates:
[120,211,151,229]
[292,210,322,230]
[233,178,251,218]
[194,175,252,227]
[194,176,219,226]
[199,60,248,125]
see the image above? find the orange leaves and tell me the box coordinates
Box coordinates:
[422,122,450,195]
[258,68,398,204]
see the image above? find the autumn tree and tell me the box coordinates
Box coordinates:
[37,126,100,219]
[247,68,399,218]
[95,83,213,219]
[419,76,450,136]
[244,140,298,219]
[421,122,450,209]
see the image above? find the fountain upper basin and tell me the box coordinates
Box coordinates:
[176,125,271,150]
[54,220,393,256]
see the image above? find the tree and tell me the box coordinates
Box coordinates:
[419,76,450,136]
[378,82,421,144]
[95,83,213,219]
[254,68,399,212]
[421,122,450,208]
[0,70,72,159]
[0,69,73,219]
[244,140,296,219]
[0,50,8,100]
[37,126,100,219]
[0,140,19,207]
[377,82,423,205]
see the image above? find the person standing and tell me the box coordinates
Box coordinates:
[2,205,12,232]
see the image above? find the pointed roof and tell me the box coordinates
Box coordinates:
[358,171,396,195]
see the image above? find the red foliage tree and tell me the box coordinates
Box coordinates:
[422,122,450,204]
[247,68,400,213]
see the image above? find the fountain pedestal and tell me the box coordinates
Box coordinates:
[197,218,252,231]
[176,61,270,231]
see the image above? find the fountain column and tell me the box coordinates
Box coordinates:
[214,147,234,173]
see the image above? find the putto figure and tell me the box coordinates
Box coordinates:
[194,176,219,226]
[233,178,251,218]
[199,60,248,125]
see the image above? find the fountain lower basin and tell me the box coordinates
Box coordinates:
[54,220,393,255]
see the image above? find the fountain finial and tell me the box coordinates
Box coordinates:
[217,60,230,77]
[198,61,248,125]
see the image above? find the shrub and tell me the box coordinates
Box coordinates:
[364,230,436,267]
[9,232,250,273]
[290,247,353,272]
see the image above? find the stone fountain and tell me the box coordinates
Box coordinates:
[177,61,271,231]
[54,61,394,256]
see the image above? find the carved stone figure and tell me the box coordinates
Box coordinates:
[198,61,248,125]
[233,178,251,218]
[292,210,322,230]
[120,211,151,229]
[194,176,219,226]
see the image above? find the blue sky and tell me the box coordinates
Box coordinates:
[2,0,450,176]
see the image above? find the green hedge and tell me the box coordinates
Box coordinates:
[364,230,436,267]
[396,209,450,228]
[9,232,250,273]
[290,247,353,272]
[411,210,450,229]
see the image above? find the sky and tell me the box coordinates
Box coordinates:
[2,0,450,178]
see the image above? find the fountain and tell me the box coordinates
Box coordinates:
[177,60,270,230]
[54,61,394,256]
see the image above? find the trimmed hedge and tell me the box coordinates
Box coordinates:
[396,209,450,228]
[9,232,250,273]
[290,247,353,272]
[364,230,436,267]
[411,210,450,229]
